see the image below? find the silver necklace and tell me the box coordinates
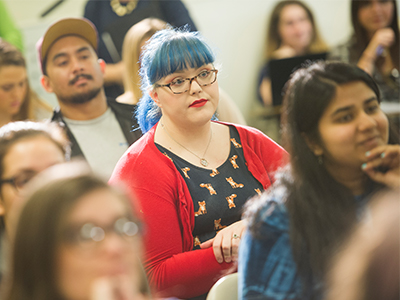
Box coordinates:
[161,122,212,167]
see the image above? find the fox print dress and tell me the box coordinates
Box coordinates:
[156,126,263,250]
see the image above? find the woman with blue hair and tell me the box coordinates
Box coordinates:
[110,27,288,299]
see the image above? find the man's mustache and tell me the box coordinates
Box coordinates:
[69,74,93,85]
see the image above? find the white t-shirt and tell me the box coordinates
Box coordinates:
[64,108,128,179]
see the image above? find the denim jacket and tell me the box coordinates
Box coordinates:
[239,198,305,300]
[238,188,369,300]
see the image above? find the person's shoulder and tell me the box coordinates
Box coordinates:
[158,0,188,10]
[112,132,155,177]
[218,121,265,137]
[259,191,288,225]
[231,122,282,148]
[107,98,137,109]
[118,130,154,162]
[84,0,103,9]
[329,41,349,53]
[222,122,287,162]
[84,0,100,14]
[115,128,172,172]
[236,123,266,137]
[111,129,182,195]
[259,61,270,78]
[107,98,137,117]
[328,37,354,61]
[50,107,63,122]
[246,185,289,236]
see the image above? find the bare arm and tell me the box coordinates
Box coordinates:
[259,78,273,107]
[357,28,395,75]
[104,61,125,86]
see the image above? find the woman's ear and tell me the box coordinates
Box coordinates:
[149,90,161,108]
[303,133,323,156]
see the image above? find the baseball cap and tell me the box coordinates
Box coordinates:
[36,18,98,74]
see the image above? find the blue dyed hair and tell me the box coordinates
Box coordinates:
[136,26,216,133]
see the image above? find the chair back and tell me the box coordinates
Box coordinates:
[206,273,238,300]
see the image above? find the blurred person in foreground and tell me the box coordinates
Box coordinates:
[326,188,399,300]
[1,162,150,300]
[0,121,69,281]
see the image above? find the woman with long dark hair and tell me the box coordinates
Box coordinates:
[239,61,400,300]
[330,0,399,102]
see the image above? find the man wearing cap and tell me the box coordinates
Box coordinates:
[37,17,141,179]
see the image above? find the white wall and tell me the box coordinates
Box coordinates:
[4,0,399,122]
[182,0,353,122]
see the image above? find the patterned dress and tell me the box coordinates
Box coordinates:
[157,126,263,250]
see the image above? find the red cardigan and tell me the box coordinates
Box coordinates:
[109,122,288,298]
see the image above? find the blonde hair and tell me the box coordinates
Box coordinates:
[265,0,328,60]
[122,18,167,103]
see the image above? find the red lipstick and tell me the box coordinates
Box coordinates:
[190,99,208,107]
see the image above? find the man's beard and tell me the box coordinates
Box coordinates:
[58,87,102,105]
[58,73,102,104]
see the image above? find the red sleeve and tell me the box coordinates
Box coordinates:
[255,130,288,181]
[109,136,234,299]
[135,187,234,298]
[235,124,289,188]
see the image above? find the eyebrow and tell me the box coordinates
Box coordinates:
[76,47,91,54]
[51,46,91,63]
[331,96,378,117]
[174,65,213,75]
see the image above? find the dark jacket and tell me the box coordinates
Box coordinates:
[51,98,142,158]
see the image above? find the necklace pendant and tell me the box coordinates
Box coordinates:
[115,6,126,16]
[110,0,137,17]
[200,158,208,167]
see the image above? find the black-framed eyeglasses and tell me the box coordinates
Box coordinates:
[154,69,218,94]
[62,217,141,251]
[0,171,37,193]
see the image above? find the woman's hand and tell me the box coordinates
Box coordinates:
[362,144,400,188]
[369,28,395,54]
[200,220,247,264]
[358,28,395,74]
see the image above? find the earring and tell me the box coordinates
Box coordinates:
[318,155,323,165]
